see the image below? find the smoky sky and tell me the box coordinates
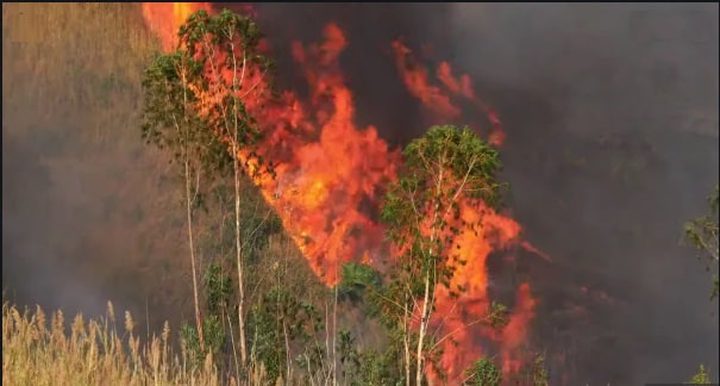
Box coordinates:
[241,3,720,383]
[3,3,718,384]
[245,3,456,146]
[445,4,719,385]
[2,3,193,330]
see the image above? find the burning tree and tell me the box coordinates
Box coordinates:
[380,124,506,385]
[178,9,273,368]
[141,8,273,369]
[141,5,542,383]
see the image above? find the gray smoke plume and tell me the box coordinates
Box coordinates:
[250,3,719,383]
[444,4,718,384]
[2,3,193,330]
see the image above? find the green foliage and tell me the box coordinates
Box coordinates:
[180,317,225,365]
[141,6,278,201]
[141,50,224,167]
[336,329,403,386]
[204,262,232,316]
[141,8,276,182]
[180,322,203,367]
[142,8,282,379]
[177,8,274,179]
[140,40,235,268]
[179,9,269,70]
[465,358,502,386]
[203,314,225,357]
[247,307,282,380]
[487,301,509,331]
[683,185,719,299]
[235,183,283,263]
[379,125,507,377]
[336,264,408,384]
[390,124,505,215]
[337,329,359,372]
[688,364,712,384]
[339,262,381,302]
[530,354,550,386]
[381,125,505,293]
[247,286,323,381]
[198,179,282,267]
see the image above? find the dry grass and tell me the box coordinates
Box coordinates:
[1,301,230,386]
[3,2,195,329]
[1,232,322,386]
[2,295,332,385]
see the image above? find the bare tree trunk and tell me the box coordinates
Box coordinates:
[403,302,411,386]
[233,139,248,366]
[226,311,241,385]
[283,317,291,383]
[415,272,431,386]
[230,40,248,368]
[324,301,330,356]
[177,59,205,352]
[332,284,338,386]
[185,157,205,351]
[415,159,445,386]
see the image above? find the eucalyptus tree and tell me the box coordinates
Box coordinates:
[141,8,271,362]
[380,124,506,385]
[142,50,220,351]
[177,8,273,368]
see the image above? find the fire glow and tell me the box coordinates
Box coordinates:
[142,3,544,381]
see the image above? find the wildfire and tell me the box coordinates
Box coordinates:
[391,40,506,147]
[142,3,544,382]
[141,3,212,51]
[252,23,399,285]
[424,200,536,382]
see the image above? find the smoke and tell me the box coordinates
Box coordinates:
[2,133,107,318]
[248,3,719,383]
[2,3,192,329]
[2,3,717,383]
[246,3,456,147]
[444,3,719,384]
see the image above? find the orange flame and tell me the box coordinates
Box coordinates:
[142,4,543,381]
[392,40,506,147]
[141,3,212,51]
[424,200,538,383]
[245,24,399,285]
[501,282,536,374]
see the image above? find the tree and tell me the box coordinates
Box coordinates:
[142,50,220,350]
[380,125,506,385]
[529,354,550,386]
[177,8,273,369]
[464,358,501,386]
[684,185,719,299]
[142,8,272,369]
[680,188,718,386]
